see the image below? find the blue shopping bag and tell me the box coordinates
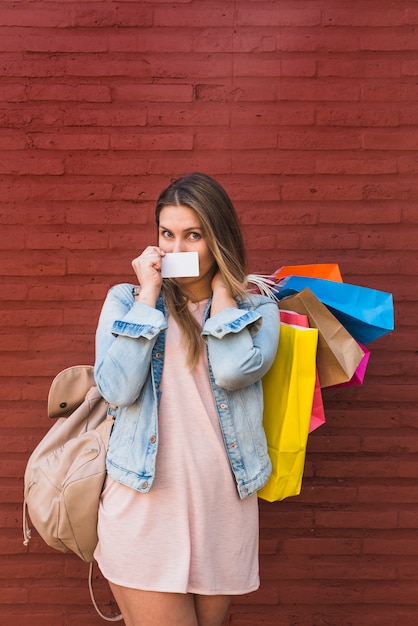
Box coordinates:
[275,276,394,344]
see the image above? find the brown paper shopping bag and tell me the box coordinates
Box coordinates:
[278,288,364,388]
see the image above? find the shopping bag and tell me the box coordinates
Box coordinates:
[331,342,370,388]
[258,322,318,502]
[279,309,325,433]
[276,276,394,344]
[273,263,343,282]
[278,289,365,388]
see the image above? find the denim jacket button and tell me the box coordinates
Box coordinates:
[155,352,162,358]
[215,327,222,333]
[141,481,148,490]
[229,442,235,449]
[150,435,156,444]
[220,402,226,409]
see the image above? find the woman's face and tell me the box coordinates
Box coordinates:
[158,204,217,297]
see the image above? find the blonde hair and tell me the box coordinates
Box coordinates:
[155,172,248,368]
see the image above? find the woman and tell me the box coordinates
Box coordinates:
[94,173,280,626]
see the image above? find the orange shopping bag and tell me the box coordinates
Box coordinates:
[273,263,343,282]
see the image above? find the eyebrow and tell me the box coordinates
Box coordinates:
[159,225,203,232]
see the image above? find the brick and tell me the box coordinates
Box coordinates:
[0,106,64,130]
[312,456,400,479]
[195,81,277,103]
[316,155,397,175]
[234,55,316,77]
[277,78,361,102]
[232,152,315,175]
[25,229,109,250]
[281,180,364,201]
[110,132,193,151]
[322,6,405,27]
[0,134,26,149]
[65,202,150,225]
[0,83,26,101]
[64,155,148,176]
[232,102,315,126]
[147,153,232,176]
[0,181,113,202]
[360,230,418,251]
[241,203,317,226]
[153,4,234,27]
[361,27,418,51]
[363,181,418,200]
[402,59,418,75]
[0,587,29,604]
[0,155,64,175]
[0,5,152,28]
[0,228,25,249]
[276,27,362,53]
[397,153,418,174]
[28,133,109,150]
[144,53,233,80]
[363,128,418,150]
[195,130,277,150]
[28,84,111,102]
[313,555,398,581]
[0,29,109,53]
[318,58,402,79]
[279,128,362,150]
[192,31,277,54]
[316,103,399,126]
[360,485,418,505]
[147,102,230,126]
[113,83,193,102]
[63,108,147,127]
[108,29,194,53]
[317,202,402,224]
[0,204,66,225]
[1,309,63,327]
[237,6,321,27]
[63,56,153,79]
[1,255,66,276]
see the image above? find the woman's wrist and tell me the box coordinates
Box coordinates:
[132,286,158,308]
[210,285,236,316]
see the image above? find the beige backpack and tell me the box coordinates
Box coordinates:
[23,365,122,621]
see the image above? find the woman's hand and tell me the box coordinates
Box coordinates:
[132,246,166,307]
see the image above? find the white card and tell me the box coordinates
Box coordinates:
[161,252,199,278]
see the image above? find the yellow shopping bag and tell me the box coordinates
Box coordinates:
[258,322,318,502]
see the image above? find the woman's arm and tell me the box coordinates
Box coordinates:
[203,296,280,390]
[94,283,167,406]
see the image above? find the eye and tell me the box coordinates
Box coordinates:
[161,229,174,239]
[187,231,201,241]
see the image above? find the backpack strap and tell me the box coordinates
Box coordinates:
[88,562,123,622]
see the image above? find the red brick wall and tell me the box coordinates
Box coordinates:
[1,1,416,624]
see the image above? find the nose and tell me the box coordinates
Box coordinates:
[172,239,185,253]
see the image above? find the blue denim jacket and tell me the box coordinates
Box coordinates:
[94,283,280,499]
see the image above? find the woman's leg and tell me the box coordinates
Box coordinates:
[109,583,198,626]
[109,583,231,626]
[194,594,231,626]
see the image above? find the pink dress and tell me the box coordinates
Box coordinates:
[94,300,260,595]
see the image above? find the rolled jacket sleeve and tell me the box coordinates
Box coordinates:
[112,301,166,340]
[201,306,262,339]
